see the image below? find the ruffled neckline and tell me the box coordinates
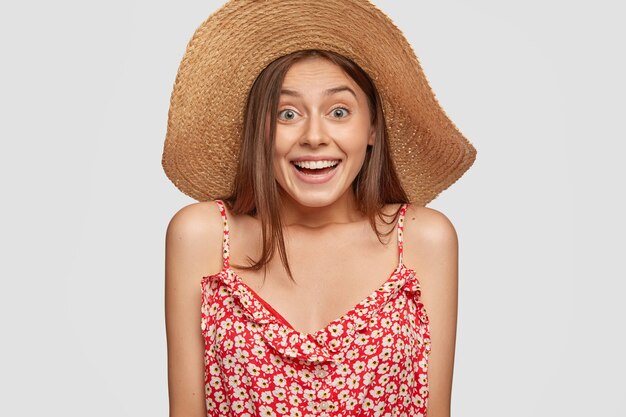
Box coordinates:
[202,263,426,363]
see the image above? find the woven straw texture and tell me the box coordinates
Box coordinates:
[161,0,477,206]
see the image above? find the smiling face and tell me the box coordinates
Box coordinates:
[273,57,375,209]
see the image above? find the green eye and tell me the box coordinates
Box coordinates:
[331,108,349,118]
[278,109,296,120]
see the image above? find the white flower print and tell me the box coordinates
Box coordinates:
[273,374,287,387]
[232,400,245,413]
[353,361,366,374]
[303,390,316,401]
[289,409,302,417]
[234,335,246,348]
[328,338,341,349]
[209,377,222,389]
[418,373,427,385]
[378,374,390,385]
[209,363,221,376]
[288,383,303,395]
[300,340,315,354]
[364,345,377,355]
[386,382,398,393]
[376,363,390,375]
[331,377,346,389]
[299,369,314,383]
[214,391,225,402]
[270,354,284,367]
[218,402,230,414]
[229,375,241,386]
[369,386,385,398]
[346,374,360,389]
[258,405,276,417]
[251,346,266,358]
[289,395,303,406]
[233,387,248,400]
[257,378,269,389]
[345,349,358,360]
[354,334,369,345]
[346,398,358,410]
[328,323,343,336]
[317,389,330,399]
[201,202,430,416]
[367,356,380,369]
[363,372,374,385]
[362,398,374,410]
[273,387,287,400]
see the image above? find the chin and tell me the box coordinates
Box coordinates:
[283,191,343,208]
[278,183,357,209]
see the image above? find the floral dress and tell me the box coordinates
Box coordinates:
[201,200,431,417]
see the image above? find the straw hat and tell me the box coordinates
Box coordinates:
[161,0,477,206]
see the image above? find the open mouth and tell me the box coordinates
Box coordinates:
[291,160,341,176]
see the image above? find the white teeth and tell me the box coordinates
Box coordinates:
[292,160,339,169]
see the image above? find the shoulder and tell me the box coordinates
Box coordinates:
[403,204,458,247]
[165,200,225,277]
[166,200,223,244]
[402,204,458,276]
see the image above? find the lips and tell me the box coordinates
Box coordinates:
[289,160,341,184]
[291,160,340,175]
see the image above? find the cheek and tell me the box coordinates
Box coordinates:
[336,123,373,155]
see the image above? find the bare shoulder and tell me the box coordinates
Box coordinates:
[164,200,223,416]
[401,205,459,412]
[403,205,458,246]
[165,200,225,279]
[401,205,458,282]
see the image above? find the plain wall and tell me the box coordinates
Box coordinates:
[1,0,624,415]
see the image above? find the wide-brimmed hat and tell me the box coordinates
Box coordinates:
[161,0,477,206]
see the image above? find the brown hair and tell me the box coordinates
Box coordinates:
[219,50,409,282]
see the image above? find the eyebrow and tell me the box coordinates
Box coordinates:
[280,86,358,99]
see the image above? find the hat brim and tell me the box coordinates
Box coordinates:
[162,0,477,205]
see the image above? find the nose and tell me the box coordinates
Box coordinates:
[300,114,329,147]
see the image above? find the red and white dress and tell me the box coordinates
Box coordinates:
[201,200,431,416]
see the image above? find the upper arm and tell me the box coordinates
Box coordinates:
[164,201,223,417]
[402,205,459,417]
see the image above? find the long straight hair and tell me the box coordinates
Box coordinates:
[218,50,409,282]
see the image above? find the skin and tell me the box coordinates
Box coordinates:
[165,57,458,417]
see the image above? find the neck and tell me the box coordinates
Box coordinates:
[278,189,365,229]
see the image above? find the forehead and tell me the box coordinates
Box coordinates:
[281,57,359,91]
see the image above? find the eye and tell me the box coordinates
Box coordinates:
[278,109,298,121]
[330,107,350,118]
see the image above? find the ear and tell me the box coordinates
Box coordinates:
[368,125,375,146]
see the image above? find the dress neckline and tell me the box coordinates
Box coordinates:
[206,199,416,340]
[221,262,416,337]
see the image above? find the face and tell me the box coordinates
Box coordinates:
[272,57,375,208]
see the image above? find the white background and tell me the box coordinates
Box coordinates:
[1,0,624,415]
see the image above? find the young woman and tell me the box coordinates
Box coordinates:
[162,2,476,416]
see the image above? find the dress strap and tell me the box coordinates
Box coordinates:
[397,203,409,266]
[214,200,231,268]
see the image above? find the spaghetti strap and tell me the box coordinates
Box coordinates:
[397,203,409,266]
[214,200,231,268]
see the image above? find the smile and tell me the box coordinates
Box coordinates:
[292,160,340,170]
[290,160,341,184]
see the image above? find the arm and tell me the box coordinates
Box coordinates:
[165,202,223,417]
[403,206,459,417]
